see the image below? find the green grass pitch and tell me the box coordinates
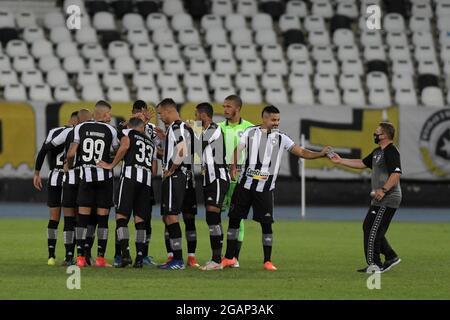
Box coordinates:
[0,218,449,299]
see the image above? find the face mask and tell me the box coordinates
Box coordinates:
[373,133,382,144]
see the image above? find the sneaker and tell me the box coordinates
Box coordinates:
[357,264,382,273]
[158,259,185,270]
[142,256,157,266]
[164,255,174,264]
[133,260,144,268]
[382,257,401,273]
[187,256,200,268]
[119,256,132,268]
[95,257,112,268]
[230,259,240,268]
[113,255,121,268]
[76,256,87,268]
[220,257,237,269]
[61,257,75,266]
[47,257,56,266]
[263,261,278,271]
[200,261,223,271]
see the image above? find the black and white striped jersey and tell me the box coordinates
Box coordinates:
[120,128,156,186]
[35,126,67,187]
[49,127,81,185]
[73,121,119,182]
[201,122,230,186]
[238,126,295,192]
[162,120,194,173]
[145,122,162,147]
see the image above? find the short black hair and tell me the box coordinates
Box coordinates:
[132,100,147,113]
[95,100,112,109]
[71,111,79,118]
[262,105,280,117]
[156,98,177,110]
[224,95,242,109]
[379,122,395,140]
[196,102,214,119]
[128,117,145,129]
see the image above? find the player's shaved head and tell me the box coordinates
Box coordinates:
[78,108,92,123]
[156,98,177,110]
[69,111,79,126]
[128,117,145,132]
[94,100,112,122]
[224,95,242,109]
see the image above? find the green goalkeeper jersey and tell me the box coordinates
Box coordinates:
[218,118,254,166]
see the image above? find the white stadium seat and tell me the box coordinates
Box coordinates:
[288,73,311,89]
[304,16,325,32]
[225,14,246,31]
[152,28,175,45]
[309,31,330,46]
[77,70,100,88]
[81,43,105,59]
[81,84,105,100]
[409,16,431,32]
[21,70,43,87]
[291,59,313,75]
[183,73,207,89]
[422,87,444,107]
[366,71,389,90]
[392,73,415,91]
[23,27,45,43]
[235,73,258,89]
[4,83,26,100]
[39,54,61,72]
[241,58,264,75]
[157,72,180,89]
[211,44,234,60]
[54,85,78,101]
[287,44,309,61]
[279,15,301,32]
[114,56,136,74]
[314,73,337,90]
[133,71,156,88]
[341,59,364,75]
[210,73,232,89]
[0,10,15,28]
[389,45,411,61]
[146,13,169,31]
[103,71,126,88]
[178,29,201,46]
[29,84,53,101]
[183,45,207,59]
[339,73,362,90]
[46,69,69,87]
[311,46,334,61]
[316,59,339,75]
[383,13,405,33]
[16,11,37,29]
[392,58,414,74]
[319,88,342,106]
[107,86,130,101]
[162,0,185,16]
[205,28,228,45]
[364,45,386,61]
[235,44,258,61]
[412,2,433,18]
[343,88,366,107]
[158,43,181,60]
[44,11,65,30]
[395,88,418,106]
[414,45,437,62]
[261,44,284,61]
[49,26,72,44]
[63,55,85,73]
[261,73,284,89]
[56,41,78,58]
[0,70,18,86]
[231,28,253,46]
[13,55,35,72]
[93,12,116,31]
[89,57,111,73]
[127,29,150,44]
[122,13,145,30]
[240,87,263,104]
[214,86,236,102]
[418,60,440,76]
[386,32,409,47]
[31,39,53,58]
[172,13,194,31]
[264,59,287,75]
[337,2,358,19]
[333,29,355,46]
[201,14,223,30]
[189,58,212,74]
[287,1,308,18]
[75,27,98,44]
[360,31,383,47]
[187,86,210,102]
[265,87,289,104]
[211,0,233,16]
[6,40,28,57]
[215,58,238,75]
[412,31,434,47]
[136,86,160,103]
[368,88,392,107]
[237,0,258,17]
[251,13,273,30]
[292,86,314,105]
[164,58,187,74]
[108,41,130,59]
[139,57,162,73]
[312,1,334,18]
[162,86,185,104]
[337,45,359,61]
[255,30,277,46]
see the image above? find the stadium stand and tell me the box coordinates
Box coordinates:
[0,0,448,107]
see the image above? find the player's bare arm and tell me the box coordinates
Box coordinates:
[164,139,186,179]
[289,145,331,159]
[66,142,79,170]
[330,153,367,169]
[97,136,130,170]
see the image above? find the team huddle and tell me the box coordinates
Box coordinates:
[34,94,401,273]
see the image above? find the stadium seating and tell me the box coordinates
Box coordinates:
[0,0,447,107]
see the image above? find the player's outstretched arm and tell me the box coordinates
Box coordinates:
[289,145,330,159]
[329,153,367,169]
[98,136,130,170]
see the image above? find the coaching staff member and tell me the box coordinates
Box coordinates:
[330,122,402,273]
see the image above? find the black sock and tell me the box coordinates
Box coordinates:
[116,218,130,259]
[63,216,75,260]
[114,225,121,257]
[167,222,183,261]
[85,224,96,257]
[261,223,273,263]
[47,219,59,259]
[235,241,243,260]
[225,218,241,259]
[135,222,146,262]
[96,215,109,258]
[143,219,151,257]
[164,226,172,256]
[184,218,197,255]
[75,214,90,256]
[206,212,222,263]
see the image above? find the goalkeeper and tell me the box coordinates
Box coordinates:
[218,95,254,268]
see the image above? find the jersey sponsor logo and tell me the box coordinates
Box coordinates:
[419,109,450,177]
[245,168,270,181]
[395,167,401,172]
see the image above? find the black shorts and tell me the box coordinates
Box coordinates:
[61,182,79,208]
[161,171,187,215]
[204,179,229,208]
[228,184,274,224]
[77,178,114,209]
[116,177,153,219]
[47,185,62,208]
[182,174,197,215]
